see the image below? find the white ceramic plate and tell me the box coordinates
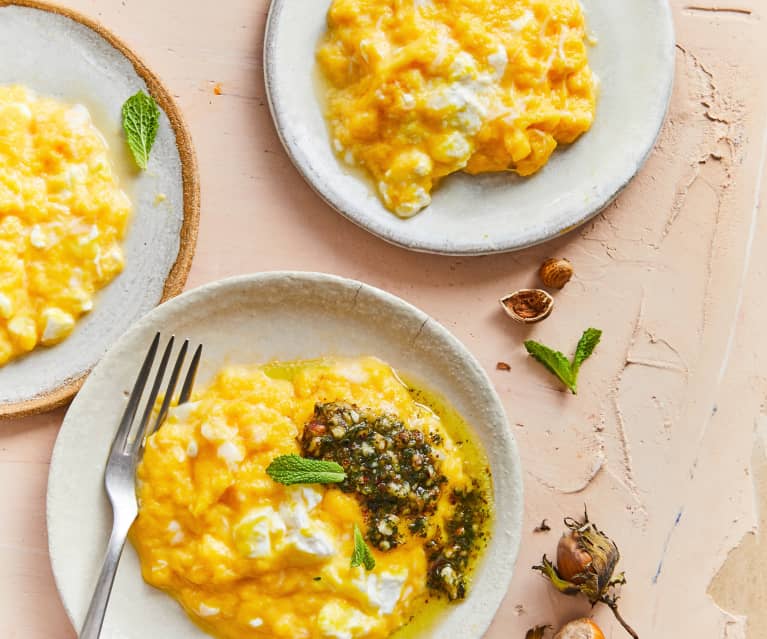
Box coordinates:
[0,0,199,418]
[264,0,675,255]
[47,272,523,639]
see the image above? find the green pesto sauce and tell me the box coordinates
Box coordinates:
[394,376,494,638]
[261,360,494,635]
[301,401,448,552]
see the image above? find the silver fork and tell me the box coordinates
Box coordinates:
[80,333,202,639]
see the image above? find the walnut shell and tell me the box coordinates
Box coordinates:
[539,258,574,289]
[499,289,554,324]
[554,619,605,639]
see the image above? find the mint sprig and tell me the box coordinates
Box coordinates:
[266,454,346,485]
[524,328,602,394]
[350,523,376,571]
[572,327,602,373]
[122,90,160,169]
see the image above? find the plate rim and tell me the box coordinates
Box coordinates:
[0,0,200,420]
[263,0,676,256]
[47,270,524,638]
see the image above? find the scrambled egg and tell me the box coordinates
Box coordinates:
[131,357,490,639]
[317,0,597,217]
[0,85,131,365]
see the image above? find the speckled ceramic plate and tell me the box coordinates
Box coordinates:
[0,0,199,419]
[47,272,523,639]
[264,0,674,255]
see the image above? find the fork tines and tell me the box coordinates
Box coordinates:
[111,333,202,458]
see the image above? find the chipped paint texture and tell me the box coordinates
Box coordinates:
[709,417,767,639]
[1,1,767,638]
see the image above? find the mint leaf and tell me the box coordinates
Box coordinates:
[524,340,576,393]
[524,328,603,394]
[572,328,602,374]
[266,454,346,485]
[122,91,159,169]
[350,523,376,571]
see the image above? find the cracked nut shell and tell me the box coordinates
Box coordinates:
[500,289,554,324]
[540,258,574,289]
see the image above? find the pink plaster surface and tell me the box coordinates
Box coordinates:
[2,1,767,637]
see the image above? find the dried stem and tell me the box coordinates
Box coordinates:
[602,597,639,639]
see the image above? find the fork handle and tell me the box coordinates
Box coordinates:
[79,518,132,639]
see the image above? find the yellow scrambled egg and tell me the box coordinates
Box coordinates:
[0,85,131,365]
[131,357,491,639]
[317,0,597,217]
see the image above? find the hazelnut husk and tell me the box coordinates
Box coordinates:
[499,289,554,324]
[533,510,637,639]
[554,619,605,639]
[526,626,552,639]
[540,258,574,289]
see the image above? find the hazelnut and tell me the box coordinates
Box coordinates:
[534,511,636,639]
[539,258,574,289]
[499,289,554,324]
[554,619,605,639]
[556,531,593,583]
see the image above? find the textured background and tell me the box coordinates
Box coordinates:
[1,1,766,637]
